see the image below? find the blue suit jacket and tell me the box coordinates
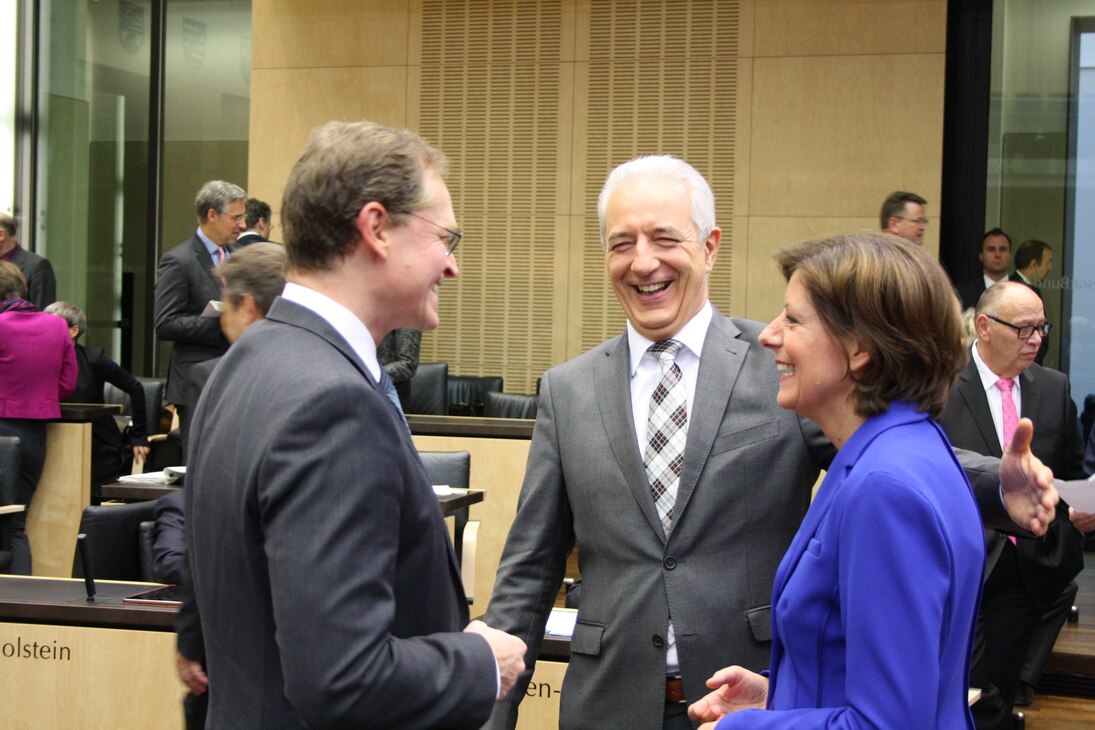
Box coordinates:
[719,403,984,729]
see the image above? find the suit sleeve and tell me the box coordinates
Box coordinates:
[1057,379,1085,481]
[89,348,150,443]
[27,257,56,310]
[719,474,969,729]
[153,250,224,346]
[258,382,497,728]
[482,373,576,730]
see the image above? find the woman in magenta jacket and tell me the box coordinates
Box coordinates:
[0,260,77,574]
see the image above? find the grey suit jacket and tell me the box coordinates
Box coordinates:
[154,234,229,406]
[186,298,496,728]
[484,310,1025,729]
[939,356,1085,607]
[9,246,56,310]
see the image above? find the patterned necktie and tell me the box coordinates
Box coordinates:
[996,377,1018,449]
[379,368,412,436]
[645,340,688,535]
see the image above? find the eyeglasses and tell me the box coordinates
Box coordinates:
[897,216,930,226]
[406,212,462,255]
[225,213,246,224]
[986,314,1052,340]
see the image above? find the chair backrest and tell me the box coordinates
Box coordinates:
[103,377,166,437]
[418,451,471,489]
[485,391,538,420]
[0,436,21,573]
[447,375,504,416]
[137,520,158,583]
[72,500,158,581]
[405,362,449,415]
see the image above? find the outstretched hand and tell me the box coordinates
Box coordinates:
[1000,418,1058,536]
[688,665,768,728]
[464,620,527,701]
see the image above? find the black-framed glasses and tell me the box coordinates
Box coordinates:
[986,314,1052,340]
[406,211,462,255]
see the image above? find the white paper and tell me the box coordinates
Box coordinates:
[545,608,578,637]
[1058,479,1095,513]
[432,485,468,496]
[118,467,185,485]
[201,300,223,317]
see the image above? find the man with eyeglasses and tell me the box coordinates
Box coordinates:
[154,180,248,453]
[880,190,929,246]
[940,281,1086,730]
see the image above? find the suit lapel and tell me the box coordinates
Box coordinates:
[955,361,1002,458]
[191,234,224,291]
[1018,367,1040,422]
[266,298,374,386]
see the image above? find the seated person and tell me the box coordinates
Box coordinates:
[44,301,149,503]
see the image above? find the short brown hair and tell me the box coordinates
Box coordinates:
[0,260,28,301]
[280,121,448,273]
[775,232,966,419]
[217,242,287,316]
[880,191,926,229]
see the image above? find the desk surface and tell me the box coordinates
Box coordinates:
[0,576,176,631]
[56,403,123,421]
[408,414,534,439]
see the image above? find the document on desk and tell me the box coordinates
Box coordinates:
[118,467,185,485]
[432,485,468,496]
[545,608,578,638]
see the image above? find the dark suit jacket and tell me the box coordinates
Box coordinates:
[154,234,229,407]
[8,246,56,310]
[939,355,1085,608]
[234,231,267,247]
[1009,272,1049,364]
[957,277,987,310]
[484,309,1015,729]
[185,298,496,728]
[152,490,205,666]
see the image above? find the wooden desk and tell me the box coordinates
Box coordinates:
[0,575,183,728]
[26,405,121,578]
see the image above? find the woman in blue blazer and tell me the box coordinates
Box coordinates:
[690,234,985,728]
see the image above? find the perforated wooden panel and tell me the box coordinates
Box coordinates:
[418,0,739,392]
[580,0,739,351]
[418,0,563,395]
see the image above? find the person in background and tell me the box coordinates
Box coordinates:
[378,328,421,406]
[957,228,1012,310]
[688,233,983,728]
[235,198,272,247]
[0,261,77,574]
[0,213,56,310]
[880,190,928,246]
[44,301,150,504]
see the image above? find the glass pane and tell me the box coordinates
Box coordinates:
[0,0,16,214]
[158,0,251,381]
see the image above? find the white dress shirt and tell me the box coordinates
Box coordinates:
[971,341,1022,451]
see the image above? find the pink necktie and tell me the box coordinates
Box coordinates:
[996,377,1020,548]
[995,377,1018,449]
[214,247,227,265]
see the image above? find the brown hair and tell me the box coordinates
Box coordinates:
[280,121,448,273]
[775,232,966,419]
[217,242,287,316]
[0,260,28,301]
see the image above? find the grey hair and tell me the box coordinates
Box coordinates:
[44,300,87,338]
[596,155,716,250]
[195,180,247,220]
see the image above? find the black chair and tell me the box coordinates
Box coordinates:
[447,375,504,417]
[485,391,538,420]
[0,436,23,574]
[104,376,182,471]
[72,500,158,582]
[405,362,449,415]
[419,450,471,488]
[103,376,166,439]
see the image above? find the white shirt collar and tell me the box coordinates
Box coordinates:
[196,227,221,258]
[626,301,712,376]
[280,282,380,381]
[971,340,1016,392]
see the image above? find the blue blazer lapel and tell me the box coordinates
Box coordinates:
[596,334,667,539]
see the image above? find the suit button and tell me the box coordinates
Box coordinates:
[652,634,665,648]
[663,556,677,570]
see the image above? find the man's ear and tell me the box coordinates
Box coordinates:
[356,201,390,259]
[240,294,263,327]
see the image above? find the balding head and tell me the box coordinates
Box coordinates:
[974,282,1047,378]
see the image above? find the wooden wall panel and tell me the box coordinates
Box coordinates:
[252,0,411,69]
[753,0,946,57]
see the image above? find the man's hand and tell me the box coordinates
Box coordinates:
[1070,506,1095,533]
[1000,418,1058,536]
[464,620,527,701]
[175,651,208,695]
[688,665,768,727]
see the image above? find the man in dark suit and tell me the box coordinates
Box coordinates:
[957,228,1012,310]
[154,180,246,454]
[0,213,56,309]
[483,157,1061,730]
[185,121,525,728]
[1010,239,1054,364]
[234,197,272,247]
[939,281,1085,729]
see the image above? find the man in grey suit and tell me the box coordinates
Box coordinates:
[0,213,56,309]
[154,180,247,453]
[939,281,1085,727]
[185,121,525,728]
[483,156,1061,730]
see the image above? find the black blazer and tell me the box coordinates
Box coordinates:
[939,355,1085,608]
[153,234,229,406]
[956,277,987,310]
[9,246,56,310]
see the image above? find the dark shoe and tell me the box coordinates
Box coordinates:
[1014,682,1034,707]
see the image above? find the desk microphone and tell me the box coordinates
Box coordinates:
[76,533,96,602]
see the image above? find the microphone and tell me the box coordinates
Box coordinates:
[76,533,96,601]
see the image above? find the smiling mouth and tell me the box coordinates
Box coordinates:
[776,362,795,375]
[635,282,670,295]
